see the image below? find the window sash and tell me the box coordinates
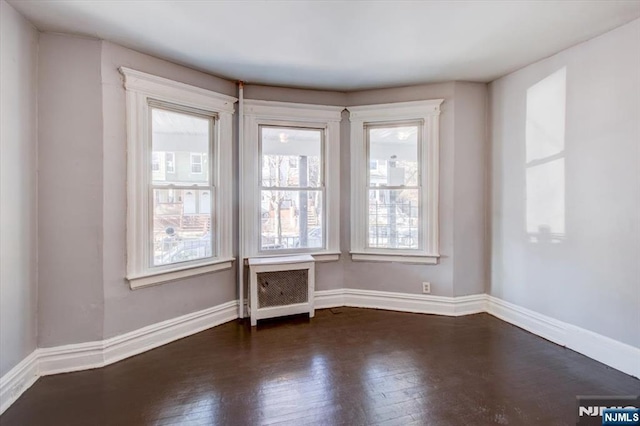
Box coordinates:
[365,121,423,251]
[259,125,324,189]
[148,103,216,269]
[257,125,326,254]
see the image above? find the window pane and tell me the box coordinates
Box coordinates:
[261,127,322,187]
[152,188,213,266]
[260,190,323,250]
[368,125,419,187]
[165,152,175,173]
[368,189,419,249]
[151,107,211,185]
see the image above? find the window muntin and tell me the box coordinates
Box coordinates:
[150,104,215,267]
[366,122,421,250]
[259,126,325,252]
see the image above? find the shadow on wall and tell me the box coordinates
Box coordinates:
[525,67,567,244]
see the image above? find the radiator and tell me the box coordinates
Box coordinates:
[248,255,315,326]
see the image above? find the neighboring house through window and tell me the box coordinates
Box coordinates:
[191,152,203,174]
[165,152,175,173]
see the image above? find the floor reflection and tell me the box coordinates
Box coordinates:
[362,350,428,424]
[257,354,335,425]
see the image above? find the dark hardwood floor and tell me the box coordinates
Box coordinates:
[1,308,638,425]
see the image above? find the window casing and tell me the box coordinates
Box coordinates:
[121,67,236,288]
[348,100,443,264]
[242,100,342,262]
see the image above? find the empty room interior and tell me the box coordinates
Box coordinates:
[1,1,639,425]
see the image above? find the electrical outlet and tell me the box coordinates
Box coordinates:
[422,282,431,294]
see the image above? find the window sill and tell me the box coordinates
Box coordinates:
[350,251,439,265]
[128,258,235,289]
[243,251,340,265]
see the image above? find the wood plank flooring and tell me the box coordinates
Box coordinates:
[1,308,638,425]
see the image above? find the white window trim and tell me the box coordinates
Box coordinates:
[242,100,343,260]
[120,67,237,289]
[347,99,443,264]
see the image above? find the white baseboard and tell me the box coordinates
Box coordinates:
[38,300,239,376]
[0,300,239,415]
[342,288,486,316]
[2,291,638,416]
[0,351,39,415]
[486,296,566,346]
[314,289,346,309]
[315,288,486,316]
[486,295,640,379]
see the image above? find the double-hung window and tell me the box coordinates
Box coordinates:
[242,100,342,261]
[348,100,443,264]
[121,68,236,288]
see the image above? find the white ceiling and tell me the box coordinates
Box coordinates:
[9,0,640,91]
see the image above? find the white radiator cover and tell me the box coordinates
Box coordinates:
[248,255,316,326]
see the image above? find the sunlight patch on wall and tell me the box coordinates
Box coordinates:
[525,67,567,243]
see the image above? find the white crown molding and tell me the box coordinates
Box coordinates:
[2,293,638,415]
[243,99,344,122]
[0,351,39,415]
[119,67,237,113]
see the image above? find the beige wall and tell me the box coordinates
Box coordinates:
[37,33,105,347]
[452,82,488,296]
[489,18,640,347]
[0,0,39,376]
[100,42,238,339]
[33,35,489,347]
[3,14,485,352]
[344,83,458,295]
[343,83,488,297]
